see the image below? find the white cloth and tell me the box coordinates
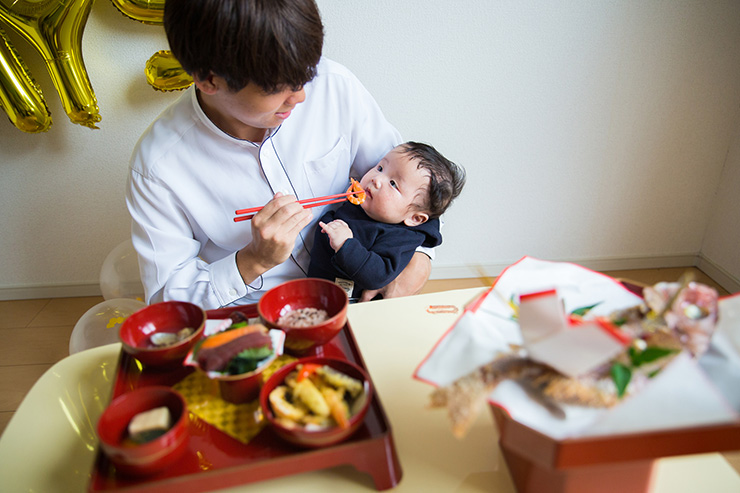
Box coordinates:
[415,257,740,439]
[126,58,402,309]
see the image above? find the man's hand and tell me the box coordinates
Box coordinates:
[359,251,431,302]
[319,219,353,252]
[236,193,313,284]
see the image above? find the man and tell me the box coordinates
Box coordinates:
[126,0,432,309]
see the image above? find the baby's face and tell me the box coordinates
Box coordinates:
[359,147,430,225]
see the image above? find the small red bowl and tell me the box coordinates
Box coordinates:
[186,326,284,404]
[258,278,348,353]
[259,357,373,448]
[97,386,189,476]
[119,301,206,368]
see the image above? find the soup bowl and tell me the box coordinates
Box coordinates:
[97,386,189,476]
[119,301,206,368]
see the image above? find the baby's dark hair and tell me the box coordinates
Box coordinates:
[400,142,466,219]
[164,0,324,93]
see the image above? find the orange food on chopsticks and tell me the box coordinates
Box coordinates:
[234,188,365,222]
[198,325,263,350]
[346,178,366,205]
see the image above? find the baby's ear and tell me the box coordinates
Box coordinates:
[404,211,429,227]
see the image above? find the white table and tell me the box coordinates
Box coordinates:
[1,288,738,492]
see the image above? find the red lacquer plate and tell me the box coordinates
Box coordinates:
[88,305,402,492]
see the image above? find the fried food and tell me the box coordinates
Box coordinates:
[269,386,309,422]
[317,365,364,397]
[268,364,365,430]
[294,378,330,417]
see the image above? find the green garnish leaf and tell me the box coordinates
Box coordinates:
[611,362,632,398]
[227,321,248,330]
[571,303,601,317]
[628,346,676,367]
[237,345,273,360]
[224,345,273,375]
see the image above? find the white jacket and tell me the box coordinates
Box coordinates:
[126,58,402,308]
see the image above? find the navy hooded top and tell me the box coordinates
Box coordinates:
[308,202,442,298]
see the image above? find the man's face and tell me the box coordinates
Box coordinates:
[359,147,430,226]
[198,76,306,140]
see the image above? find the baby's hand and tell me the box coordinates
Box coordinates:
[320,220,353,252]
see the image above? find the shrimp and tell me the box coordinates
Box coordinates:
[346,178,366,205]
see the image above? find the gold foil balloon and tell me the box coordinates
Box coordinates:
[0,27,51,133]
[0,0,100,130]
[109,2,192,92]
[109,1,191,92]
[145,50,192,92]
[109,0,164,25]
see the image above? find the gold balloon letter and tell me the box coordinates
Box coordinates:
[0,27,51,132]
[109,0,192,92]
[0,0,100,131]
[109,0,164,25]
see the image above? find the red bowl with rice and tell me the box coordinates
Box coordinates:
[258,278,348,354]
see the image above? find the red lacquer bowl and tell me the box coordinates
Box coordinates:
[185,326,284,404]
[97,386,189,476]
[260,357,373,448]
[258,278,348,354]
[119,301,206,368]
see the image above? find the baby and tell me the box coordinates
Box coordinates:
[307,141,465,300]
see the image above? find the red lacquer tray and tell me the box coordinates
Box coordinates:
[88,305,402,492]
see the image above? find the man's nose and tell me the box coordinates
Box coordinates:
[287,88,306,105]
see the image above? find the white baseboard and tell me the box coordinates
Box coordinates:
[696,254,740,295]
[1,253,737,301]
[0,283,101,301]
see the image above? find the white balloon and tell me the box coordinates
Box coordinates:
[69,298,146,354]
[100,239,145,301]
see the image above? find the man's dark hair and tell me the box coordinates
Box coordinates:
[401,141,466,219]
[164,0,324,92]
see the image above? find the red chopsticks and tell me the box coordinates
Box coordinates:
[233,190,363,222]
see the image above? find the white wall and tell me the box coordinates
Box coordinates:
[1,0,739,299]
[701,122,740,293]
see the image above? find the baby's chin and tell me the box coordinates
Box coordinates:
[359,202,380,221]
[359,200,371,214]
[361,205,400,224]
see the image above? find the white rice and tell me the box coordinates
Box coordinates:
[277,307,329,327]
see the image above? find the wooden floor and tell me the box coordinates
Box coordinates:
[1,267,737,472]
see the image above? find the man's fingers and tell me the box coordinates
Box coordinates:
[360,288,384,302]
[253,193,298,221]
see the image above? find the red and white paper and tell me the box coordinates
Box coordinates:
[415,256,740,439]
